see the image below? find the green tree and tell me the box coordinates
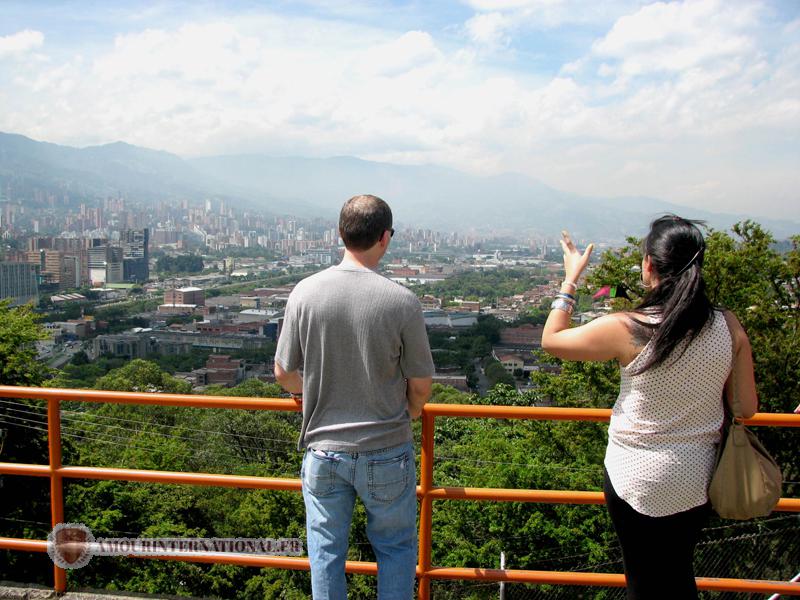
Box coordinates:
[70,350,90,366]
[0,301,54,585]
[0,301,50,386]
[484,361,516,387]
[155,254,204,275]
[93,359,192,394]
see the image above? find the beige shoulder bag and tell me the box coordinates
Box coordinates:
[708,385,782,520]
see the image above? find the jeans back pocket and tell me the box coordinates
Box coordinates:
[304,449,337,497]
[367,453,409,503]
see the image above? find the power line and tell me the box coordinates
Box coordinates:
[0,516,142,537]
[0,398,299,445]
[0,403,297,455]
[436,455,603,473]
[0,415,300,476]
[4,400,797,482]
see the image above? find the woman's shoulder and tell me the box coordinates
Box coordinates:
[719,309,750,351]
[610,311,656,347]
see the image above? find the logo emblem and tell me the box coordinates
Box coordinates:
[47,523,94,569]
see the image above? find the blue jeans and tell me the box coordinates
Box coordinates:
[301,441,417,600]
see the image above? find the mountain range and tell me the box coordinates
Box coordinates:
[1,131,796,241]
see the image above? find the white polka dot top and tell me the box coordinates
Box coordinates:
[604,310,733,517]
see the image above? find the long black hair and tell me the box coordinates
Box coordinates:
[631,215,714,374]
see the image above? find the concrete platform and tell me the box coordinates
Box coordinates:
[0,583,204,600]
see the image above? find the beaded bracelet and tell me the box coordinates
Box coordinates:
[550,297,575,315]
[562,280,577,291]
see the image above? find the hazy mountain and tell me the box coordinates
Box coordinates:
[0,132,206,199]
[189,154,798,240]
[1,132,797,240]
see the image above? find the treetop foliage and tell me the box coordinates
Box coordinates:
[416,269,549,303]
[93,359,192,394]
[155,254,204,275]
[0,300,50,387]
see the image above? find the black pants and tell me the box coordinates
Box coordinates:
[604,468,710,600]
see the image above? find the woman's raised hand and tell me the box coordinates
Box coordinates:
[560,230,594,283]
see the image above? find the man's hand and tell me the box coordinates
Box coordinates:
[274,362,303,396]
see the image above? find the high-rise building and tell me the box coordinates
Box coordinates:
[88,244,124,286]
[0,262,39,306]
[107,246,123,283]
[62,255,80,289]
[121,228,149,282]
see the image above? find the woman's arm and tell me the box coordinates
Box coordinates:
[543,312,634,362]
[722,311,758,418]
[541,231,633,362]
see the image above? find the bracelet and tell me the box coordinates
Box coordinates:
[550,297,575,315]
[556,291,576,301]
[562,280,577,291]
[555,295,575,306]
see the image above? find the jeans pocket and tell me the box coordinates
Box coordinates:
[304,449,336,497]
[368,452,409,503]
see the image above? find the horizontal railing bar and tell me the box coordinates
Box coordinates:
[0,537,48,553]
[775,498,800,511]
[1,537,797,595]
[429,488,800,511]
[0,386,301,412]
[0,462,51,477]
[425,567,800,594]
[425,404,612,421]
[427,567,626,586]
[429,487,605,504]
[2,463,798,510]
[697,578,800,595]
[2,385,797,426]
[743,412,800,427]
[424,404,800,427]
[58,466,303,491]
[140,553,386,576]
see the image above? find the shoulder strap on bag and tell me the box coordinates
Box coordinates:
[722,310,743,421]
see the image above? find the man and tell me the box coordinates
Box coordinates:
[274,194,434,600]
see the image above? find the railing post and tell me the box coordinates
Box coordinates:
[417,411,435,600]
[47,398,66,593]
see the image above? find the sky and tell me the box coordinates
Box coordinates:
[0,0,798,220]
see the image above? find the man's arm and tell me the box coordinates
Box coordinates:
[274,362,303,396]
[407,376,432,419]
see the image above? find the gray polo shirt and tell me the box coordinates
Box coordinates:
[275,263,435,452]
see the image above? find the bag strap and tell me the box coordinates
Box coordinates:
[722,310,743,421]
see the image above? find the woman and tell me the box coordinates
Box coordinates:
[541,216,758,600]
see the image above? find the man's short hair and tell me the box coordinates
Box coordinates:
[339,195,393,251]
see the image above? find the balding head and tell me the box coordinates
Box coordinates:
[339,195,393,251]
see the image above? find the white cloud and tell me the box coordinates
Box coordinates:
[464,0,554,9]
[354,31,442,77]
[592,0,757,80]
[0,2,798,219]
[0,29,44,59]
[464,12,512,46]
[462,0,647,30]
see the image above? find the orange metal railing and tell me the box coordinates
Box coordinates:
[0,385,798,598]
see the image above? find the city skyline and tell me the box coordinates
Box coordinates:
[0,0,798,220]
